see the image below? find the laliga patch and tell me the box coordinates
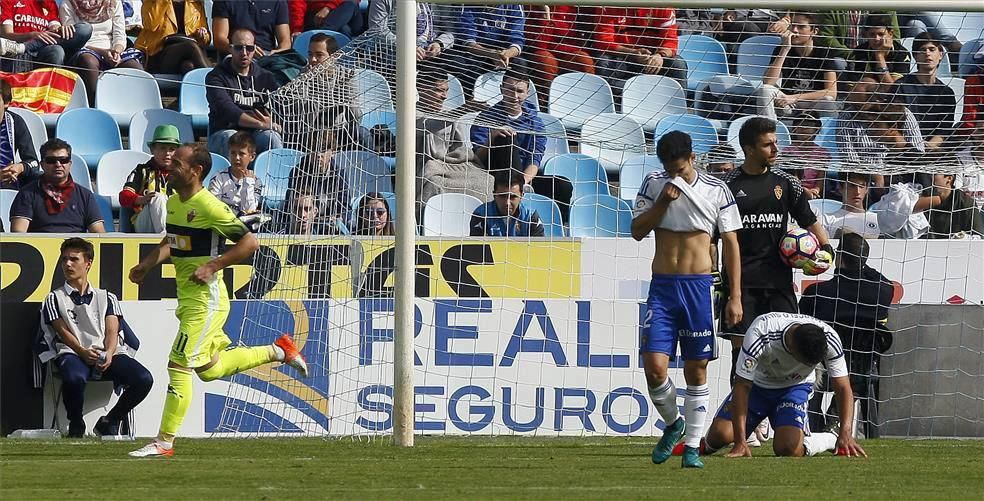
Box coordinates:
[743,358,756,370]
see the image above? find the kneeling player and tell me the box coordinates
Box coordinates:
[705,312,866,458]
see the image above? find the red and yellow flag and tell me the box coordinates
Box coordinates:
[0,68,79,114]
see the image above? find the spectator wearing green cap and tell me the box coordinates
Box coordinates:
[119,124,180,233]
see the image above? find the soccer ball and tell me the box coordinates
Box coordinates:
[779,228,819,268]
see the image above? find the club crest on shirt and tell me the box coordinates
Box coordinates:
[774,185,783,200]
[187,209,197,223]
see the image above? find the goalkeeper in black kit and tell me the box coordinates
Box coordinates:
[719,117,834,382]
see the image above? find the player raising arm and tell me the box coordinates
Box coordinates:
[127,144,308,458]
[632,131,743,469]
[704,312,866,458]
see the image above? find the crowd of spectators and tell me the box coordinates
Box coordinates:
[0,4,981,239]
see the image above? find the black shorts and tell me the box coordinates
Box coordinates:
[718,287,798,338]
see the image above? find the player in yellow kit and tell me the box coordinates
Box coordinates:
[127,144,308,458]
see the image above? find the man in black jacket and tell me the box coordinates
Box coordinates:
[799,231,894,437]
[0,80,40,190]
[205,28,283,160]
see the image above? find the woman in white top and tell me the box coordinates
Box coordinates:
[60,0,145,104]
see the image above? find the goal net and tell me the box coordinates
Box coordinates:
[213,4,984,440]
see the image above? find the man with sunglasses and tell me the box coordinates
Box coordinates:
[206,28,283,160]
[9,138,105,233]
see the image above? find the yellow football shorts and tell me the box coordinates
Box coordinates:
[170,307,232,368]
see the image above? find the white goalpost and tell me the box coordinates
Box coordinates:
[213,0,984,446]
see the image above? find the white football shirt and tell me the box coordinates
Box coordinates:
[633,171,742,236]
[735,312,848,389]
[818,208,882,238]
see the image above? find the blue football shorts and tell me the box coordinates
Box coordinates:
[640,274,716,361]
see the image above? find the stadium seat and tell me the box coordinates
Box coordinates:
[521,193,566,237]
[543,153,611,201]
[95,194,115,231]
[39,72,89,128]
[568,194,633,238]
[678,35,730,92]
[352,68,394,114]
[55,108,123,169]
[727,115,792,159]
[0,188,16,230]
[618,156,664,201]
[253,148,305,210]
[204,153,231,188]
[96,150,152,208]
[473,70,540,110]
[538,112,570,165]
[621,75,688,132]
[293,30,352,61]
[179,67,211,131]
[70,154,92,191]
[444,74,466,110]
[95,68,163,126]
[578,113,647,174]
[902,37,952,77]
[693,75,761,124]
[958,38,983,77]
[943,77,966,123]
[736,35,782,83]
[7,107,47,158]
[815,117,841,167]
[422,192,483,237]
[653,113,719,154]
[548,72,615,132]
[129,109,195,154]
[335,151,394,199]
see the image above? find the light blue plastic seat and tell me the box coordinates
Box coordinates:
[569,194,633,238]
[543,153,611,201]
[7,107,47,158]
[548,72,615,132]
[578,113,647,175]
[678,34,730,92]
[538,112,570,165]
[95,194,115,231]
[653,113,719,154]
[736,35,782,83]
[521,193,565,237]
[335,151,394,199]
[95,68,163,126]
[96,150,152,208]
[179,67,211,131]
[352,68,394,114]
[55,108,122,169]
[0,188,17,230]
[129,109,195,153]
[204,153,231,188]
[422,193,483,237]
[621,75,688,132]
[959,39,983,77]
[40,72,89,128]
[70,154,91,191]
[253,148,305,210]
[619,156,664,201]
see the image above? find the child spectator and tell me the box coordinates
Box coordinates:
[704,143,737,177]
[120,125,180,233]
[782,114,830,199]
[815,172,882,238]
[208,131,264,216]
[845,14,911,88]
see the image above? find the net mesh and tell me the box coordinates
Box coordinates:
[212,6,984,439]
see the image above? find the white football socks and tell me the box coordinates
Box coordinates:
[803,432,838,456]
[684,385,710,448]
[648,379,679,425]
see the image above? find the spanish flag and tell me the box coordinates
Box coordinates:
[0,68,78,114]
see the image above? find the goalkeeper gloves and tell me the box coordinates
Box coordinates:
[803,243,835,276]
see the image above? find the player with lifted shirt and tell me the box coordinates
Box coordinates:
[632,131,743,468]
[720,117,834,381]
[702,312,867,458]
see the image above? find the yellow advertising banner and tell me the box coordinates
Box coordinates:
[0,235,581,302]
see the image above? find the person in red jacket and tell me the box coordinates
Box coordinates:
[288,0,362,39]
[525,5,594,109]
[594,7,688,98]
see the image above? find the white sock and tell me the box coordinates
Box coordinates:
[803,432,838,456]
[271,344,286,362]
[683,385,710,448]
[648,379,679,425]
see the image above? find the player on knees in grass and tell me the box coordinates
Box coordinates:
[701,312,867,459]
[632,131,743,469]
[127,144,308,458]
[720,117,834,386]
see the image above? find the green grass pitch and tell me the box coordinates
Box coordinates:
[3,437,983,499]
